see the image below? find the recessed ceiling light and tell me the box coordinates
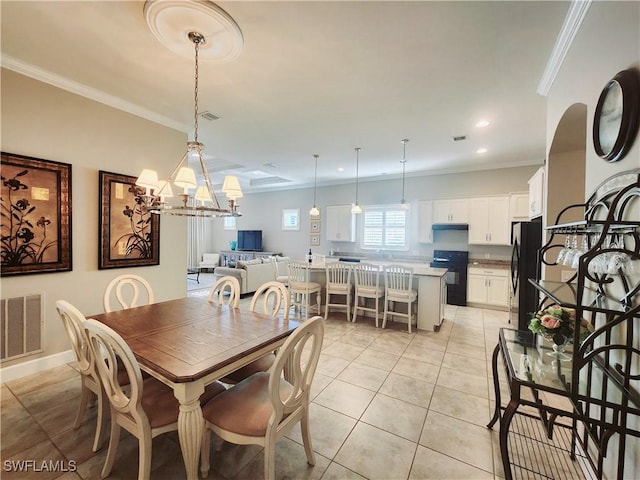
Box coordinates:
[476,147,488,154]
[475,120,490,128]
[337,167,344,172]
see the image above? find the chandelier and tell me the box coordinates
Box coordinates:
[136,12,242,217]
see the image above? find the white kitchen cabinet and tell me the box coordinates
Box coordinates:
[326,205,356,242]
[417,200,434,243]
[467,196,510,245]
[467,267,509,307]
[528,167,545,219]
[433,198,468,224]
[510,193,529,221]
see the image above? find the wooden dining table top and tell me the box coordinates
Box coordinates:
[89,296,300,383]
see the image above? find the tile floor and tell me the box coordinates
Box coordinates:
[0,284,578,479]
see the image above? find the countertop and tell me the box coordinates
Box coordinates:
[468,259,510,269]
[303,258,448,277]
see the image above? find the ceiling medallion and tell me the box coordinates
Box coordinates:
[143,0,243,62]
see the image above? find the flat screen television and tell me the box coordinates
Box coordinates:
[237,230,263,251]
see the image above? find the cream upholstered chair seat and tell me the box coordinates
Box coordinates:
[208,275,241,307]
[288,261,322,319]
[222,281,290,384]
[84,319,225,480]
[103,274,154,313]
[200,316,324,480]
[383,265,418,333]
[352,263,384,326]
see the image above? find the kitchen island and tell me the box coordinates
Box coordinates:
[303,259,448,332]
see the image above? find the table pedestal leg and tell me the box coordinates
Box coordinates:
[173,383,205,480]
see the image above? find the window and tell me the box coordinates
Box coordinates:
[361,205,408,250]
[223,216,237,230]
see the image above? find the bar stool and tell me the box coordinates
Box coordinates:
[288,261,322,319]
[324,262,353,321]
[382,265,418,333]
[352,263,384,327]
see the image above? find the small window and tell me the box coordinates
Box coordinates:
[361,205,408,250]
[223,216,237,230]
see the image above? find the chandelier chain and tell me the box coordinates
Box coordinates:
[193,36,200,143]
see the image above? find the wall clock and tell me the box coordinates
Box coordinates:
[593,68,640,162]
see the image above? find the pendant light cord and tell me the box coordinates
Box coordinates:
[401,139,409,202]
[355,147,360,204]
[313,154,319,205]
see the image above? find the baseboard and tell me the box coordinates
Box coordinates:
[0,349,74,383]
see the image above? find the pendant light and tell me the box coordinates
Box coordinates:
[400,138,409,210]
[135,30,242,217]
[351,147,362,214]
[309,154,320,216]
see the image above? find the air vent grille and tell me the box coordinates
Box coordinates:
[452,135,467,142]
[199,111,220,121]
[250,176,292,186]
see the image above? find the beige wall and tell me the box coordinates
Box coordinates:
[1,69,188,366]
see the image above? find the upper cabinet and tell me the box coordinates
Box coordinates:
[468,196,511,245]
[509,192,529,221]
[326,205,356,242]
[528,167,545,219]
[418,200,433,244]
[433,198,468,224]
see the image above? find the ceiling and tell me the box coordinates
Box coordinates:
[1,1,569,193]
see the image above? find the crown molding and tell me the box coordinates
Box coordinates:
[537,0,592,97]
[1,54,190,133]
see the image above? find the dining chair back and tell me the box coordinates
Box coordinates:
[324,262,353,322]
[250,281,290,320]
[270,256,289,286]
[55,300,106,453]
[208,275,241,307]
[352,263,384,326]
[84,319,225,480]
[200,315,325,480]
[382,265,418,333]
[103,274,154,313]
[311,253,326,267]
[288,261,322,319]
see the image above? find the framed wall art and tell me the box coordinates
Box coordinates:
[310,234,320,246]
[282,208,300,231]
[99,170,160,269]
[310,219,321,233]
[1,152,72,277]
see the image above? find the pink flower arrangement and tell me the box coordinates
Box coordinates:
[528,304,594,343]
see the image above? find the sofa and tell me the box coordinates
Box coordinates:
[213,258,276,295]
[199,253,220,272]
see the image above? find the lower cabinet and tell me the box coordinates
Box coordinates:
[467,267,509,307]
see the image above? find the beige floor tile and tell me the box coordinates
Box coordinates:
[286,403,357,459]
[340,332,376,348]
[410,445,494,479]
[379,372,435,409]
[436,366,489,398]
[428,385,491,427]
[402,343,445,366]
[2,440,69,480]
[313,379,376,419]
[316,354,350,378]
[322,342,366,361]
[449,330,486,348]
[10,376,81,416]
[320,462,367,480]
[310,372,334,400]
[442,351,487,376]
[408,334,448,352]
[368,334,411,355]
[337,362,388,391]
[420,411,494,473]
[334,422,416,480]
[6,364,78,398]
[445,340,486,360]
[392,357,440,384]
[353,348,400,371]
[0,386,49,458]
[361,393,427,442]
[206,440,262,479]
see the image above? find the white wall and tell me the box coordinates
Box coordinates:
[0,69,188,366]
[207,165,537,261]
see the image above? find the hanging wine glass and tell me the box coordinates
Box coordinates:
[563,233,579,266]
[571,234,589,269]
[556,235,571,265]
[589,234,611,275]
[607,234,634,275]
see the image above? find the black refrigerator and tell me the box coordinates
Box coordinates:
[510,219,543,331]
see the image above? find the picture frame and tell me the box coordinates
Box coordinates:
[1,152,72,277]
[99,170,160,269]
[310,220,321,233]
[310,234,320,246]
[282,208,300,231]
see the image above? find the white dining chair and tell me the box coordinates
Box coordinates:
[352,263,384,326]
[382,265,418,333]
[208,275,241,307]
[221,281,291,385]
[200,316,325,480]
[83,319,226,480]
[288,261,322,319]
[55,300,108,453]
[270,256,289,286]
[103,274,154,313]
[324,262,353,322]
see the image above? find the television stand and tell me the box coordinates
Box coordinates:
[220,250,281,267]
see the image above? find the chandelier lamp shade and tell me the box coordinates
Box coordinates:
[400,138,409,210]
[135,27,242,217]
[309,154,320,216]
[351,147,362,214]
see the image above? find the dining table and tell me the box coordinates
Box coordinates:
[89,295,300,480]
